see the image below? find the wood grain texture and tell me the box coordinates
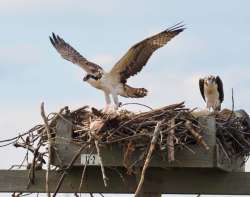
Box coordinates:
[1,168,250,194]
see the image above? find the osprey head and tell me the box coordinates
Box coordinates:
[204,75,216,86]
[83,70,103,82]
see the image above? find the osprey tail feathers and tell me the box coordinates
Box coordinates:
[121,85,148,98]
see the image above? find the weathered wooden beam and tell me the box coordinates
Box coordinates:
[1,168,250,195]
[147,194,161,197]
[139,193,161,197]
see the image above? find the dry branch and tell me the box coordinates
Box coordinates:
[167,119,175,162]
[78,148,95,192]
[89,119,108,187]
[95,140,108,187]
[185,120,210,151]
[134,121,162,197]
[41,102,51,197]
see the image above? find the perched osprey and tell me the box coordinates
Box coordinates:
[50,23,184,112]
[199,75,224,111]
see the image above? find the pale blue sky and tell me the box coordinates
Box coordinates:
[0,0,249,196]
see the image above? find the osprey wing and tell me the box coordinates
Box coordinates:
[216,76,224,103]
[50,33,103,74]
[110,23,185,83]
[199,78,206,101]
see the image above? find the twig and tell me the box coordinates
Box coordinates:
[0,124,43,144]
[181,143,196,154]
[95,140,108,187]
[123,141,135,173]
[225,88,235,123]
[27,142,42,189]
[134,121,162,197]
[161,121,183,134]
[185,121,209,150]
[41,102,52,197]
[120,102,153,110]
[167,119,175,162]
[216,139,231,162]
[0,141,19,147]
[14,142,45,163]
[104,133,148,144]
[78,148,95,192]
[111,102,184,133]
[22,153,28,169]
[88,118,108,187]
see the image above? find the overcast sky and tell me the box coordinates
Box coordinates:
[0,0,249,196]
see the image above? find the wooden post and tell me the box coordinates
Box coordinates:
[140,193,161,197]
[1,169,250,194]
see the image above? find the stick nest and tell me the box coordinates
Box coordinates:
[39,102,250,164]
[7,102,250,170]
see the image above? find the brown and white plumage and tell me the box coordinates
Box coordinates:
[50,23,185,112]
[49,33,104,78]
[199,75,224,111]
[110,24,185,83]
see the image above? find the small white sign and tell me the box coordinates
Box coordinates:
[81,154,100,166]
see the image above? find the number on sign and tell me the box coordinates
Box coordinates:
[81,154,100,166]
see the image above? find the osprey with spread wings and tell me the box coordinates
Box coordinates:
[50,23,185,112]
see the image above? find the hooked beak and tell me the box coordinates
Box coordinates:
[83,75,90,81]
[83,73,102,82]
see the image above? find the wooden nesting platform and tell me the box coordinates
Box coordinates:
[51,115,245,172]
